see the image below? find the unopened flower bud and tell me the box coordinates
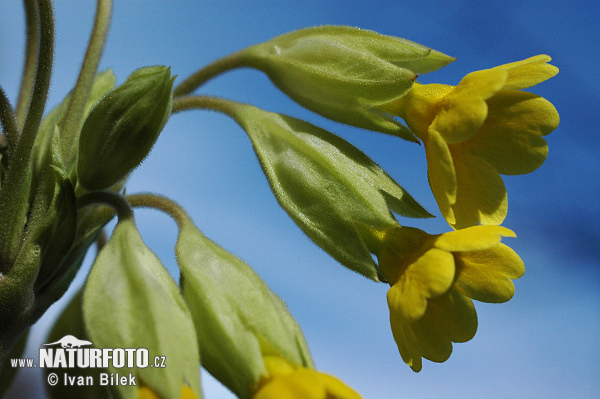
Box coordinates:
[77,66,174,190]
[240,26,454,140]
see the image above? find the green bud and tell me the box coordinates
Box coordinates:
[32,69,116,178]
[83,219,201,399]
[176,217,313,399]
[77,66,174,191]
[241,25,454,140]
[230,104,432,282]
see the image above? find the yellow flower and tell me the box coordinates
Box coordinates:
[253,356,362,399]
[372,225,524,372]
[138,384,197,399]
[386,55,559,228]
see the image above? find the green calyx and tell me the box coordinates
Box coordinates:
[240,25,455,139]
[229,103,432,281]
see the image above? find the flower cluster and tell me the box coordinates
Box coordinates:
[0,6,559,397]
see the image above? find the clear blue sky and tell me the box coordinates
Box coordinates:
[1,1,599,398]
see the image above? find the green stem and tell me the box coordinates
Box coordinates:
[172,50,249,97]
[126,193,190,229]
[0,86,18,161]
[60,0,113,168]
[15,0,40,131]
[0,0,54,267]
[171,95,243,118]
[77,191,134,222]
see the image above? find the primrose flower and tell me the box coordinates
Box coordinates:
[386,55,559,228]
[138,384,197,399]
[371,225,524,372]
[253,356,362,399]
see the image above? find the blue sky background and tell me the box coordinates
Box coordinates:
[1,0,599,398]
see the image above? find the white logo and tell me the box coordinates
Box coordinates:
[38,335,152,369]
[10,335,167,388]
[42,335,93,348]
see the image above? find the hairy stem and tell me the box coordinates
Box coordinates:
[0,0,54,267]
[60,0,113,168]
[126,193,190,229]
[0,86,18,161]
[15,0,40,131]
[171,95,243,118]
[77,191,134,222]
[172,50,249,97]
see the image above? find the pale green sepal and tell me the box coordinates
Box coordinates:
[398,49,456,74]
[232,105,431,281]
[177,219,312,399]
[241,25,452,138]
[77,66,174,191]
[83,219,202,399]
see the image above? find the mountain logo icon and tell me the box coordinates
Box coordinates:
[42,335,93,349]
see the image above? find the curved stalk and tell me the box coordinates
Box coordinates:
[171,95,243,118]
[172,50,249,97]
[126,193,190,229]
[77,191,134,222]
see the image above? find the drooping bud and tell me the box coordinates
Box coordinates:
[240,26,455,140]
[83,219,202,399]
[176,217,313,399]
[77,66,174,190]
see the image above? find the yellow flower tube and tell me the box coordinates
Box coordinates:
[386,55,559,228]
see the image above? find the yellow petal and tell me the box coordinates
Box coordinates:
[138,386,160,399]
[454,243,525,303]
[412,289,477,362]
[494,55,559,90]
[316,373,363,399]
[387,247,455,321]
[180,386,198,399]
[469,90,558,175]
[387,302,423,372]
[431,68,507,143]
[425,129,457,225]
[138,385,198,399]
[254,369,325,399]
[433,225,515,252]
[449,146,507,229]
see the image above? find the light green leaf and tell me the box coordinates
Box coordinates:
[83,219,201,399]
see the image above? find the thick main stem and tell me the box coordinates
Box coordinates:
[0,87,18,161]
[0,0,54,268]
